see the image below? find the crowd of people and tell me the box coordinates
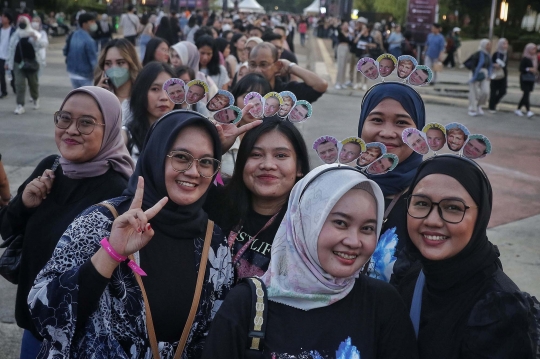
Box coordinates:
[0,6,539,359]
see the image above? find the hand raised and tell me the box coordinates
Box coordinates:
[108,177,168,257]
[21,169,56,208]
[215,102,263,153]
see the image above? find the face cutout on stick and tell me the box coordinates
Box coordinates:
[244,92,264,118]
[422,123,446,152]
[445,122,470,152]
[163,78,186,104]
[288,100,312,123]
[397,55,418,79]
[356,142,386,168]
[213,105,242,124]
[463,134,491,159]
[366,153,398,175]
[402,128,429,155]
[338,137,366,164]
[313,135,339,164]
[185,79,209,105]
[278,91,297,118]
[376,54,397,78]
[357,58,379,80]
[408,65,433,86]
[206,90,234,112]
[263,92,283,117]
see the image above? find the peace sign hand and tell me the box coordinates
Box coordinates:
[108,177,168,257]
[216,102,263,153]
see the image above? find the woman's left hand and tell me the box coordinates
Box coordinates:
[215,102,262,153]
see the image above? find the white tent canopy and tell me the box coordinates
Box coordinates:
[211,0,235,9]
[238,0,265,13]
[303,0,320,15]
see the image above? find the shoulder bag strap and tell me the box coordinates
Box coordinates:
[97,201,119,219]
[240,277,268,354]
[383,188,407,223]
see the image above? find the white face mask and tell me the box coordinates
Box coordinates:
[31,21,40,30]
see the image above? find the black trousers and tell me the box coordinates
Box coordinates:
[0,58,14,96]
[124,35,137,45]
[518,89,531,111]
[488,78,507,110]
[443,50,455,67]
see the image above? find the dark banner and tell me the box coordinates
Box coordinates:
[406,0,437,45]
[109,0,124,16]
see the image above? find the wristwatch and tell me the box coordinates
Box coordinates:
[288,62,297,69]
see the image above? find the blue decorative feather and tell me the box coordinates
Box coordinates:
[336,337,361,359]
[368,227,399,282]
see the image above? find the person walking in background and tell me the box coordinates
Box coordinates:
[387,25,403,58]
[64,13,97,89]
[120,5,139,45]
[139,14,154,60]
[334,20,351,90]
[423,23,445,85]
[515,43,538,118]
[466,39,492,117]
[488,38,508,113]
[298,17,308,47]
[442,28,459,68]
[96,14,113,51]
[0,11,15,99]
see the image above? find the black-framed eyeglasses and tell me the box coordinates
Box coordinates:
[166,150,220,178]
[54,111,105,135]
[407,194,477,224]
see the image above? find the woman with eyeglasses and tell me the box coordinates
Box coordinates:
[395,155,540,358]
[202,164,418,358]
[0,86,134,358]
[28,110,236,358]
[142,37,170,66]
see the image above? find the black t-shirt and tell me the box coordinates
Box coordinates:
[273,77,324,104]
[202,276,418,359]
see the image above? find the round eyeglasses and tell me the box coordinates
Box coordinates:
[406,195,477,224]
[54,111,105,135]
[167,151,220,178]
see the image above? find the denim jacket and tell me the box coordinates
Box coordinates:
[64,29,97,78]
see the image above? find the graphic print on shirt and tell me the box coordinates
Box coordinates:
[232,228,273,279]
[271,337,361,358]
[367,227,398,282]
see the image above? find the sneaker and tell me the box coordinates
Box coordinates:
[14,104,25,115]
[477,107,484,115]
[514,109,524,117]
[334,84,342,90]
[527,111,534,118]
[488,109,497,114]
[353,84,360,90]
[468,111,478,117]
[32,98,39,110]
[361,84,367,91]
[344,81,352,88]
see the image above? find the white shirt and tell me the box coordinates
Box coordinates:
[0,27,12,60]
[120,13,139,37]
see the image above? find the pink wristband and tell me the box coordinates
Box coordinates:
[100,238,147,276]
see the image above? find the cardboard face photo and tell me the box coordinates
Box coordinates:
[408,65,433,86]
[445,122,470,152]
[207,90,234,112]
[338,137,366,164]
[357,57,379,80]
[185,80,209,105]
[244,92,264,118]
[313,135,339,164]
[213,105,242,124]
[288,100,312,123]
[366,153,398,175]
[377,54,397,78]
[356,142,386,167]
[163,78,186,104]
[397,55,418,79]
[402,128,429,155]
[422,123,446,152]
[463,134,491,159]
[263,92,283,117]
[278,91,297,118]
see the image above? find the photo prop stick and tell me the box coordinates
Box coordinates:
[288,100,313,123]
[462,134,492,159]
[356,142,386,168]
[163,78,186,105]
[338,137,366,164]
[377,53,397,78]
[397,55,418,79]
[313,135,339,164]
[207,89,234,112]
[445,122,470,153]
[402,128,430,155]
[244,92,265,118]
[185,79,209,106]
[366,153,399,175]
[357,57,379,80]
[408,65,433,86]
[422,123,446,152]
[263,92,284,117]
[278,91,297,118]
[213,105,242,124]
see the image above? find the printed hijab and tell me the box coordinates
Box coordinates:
[123,110,222,239]
[358,82,426,196]
[261,164,385,311]
[59,86,134,180]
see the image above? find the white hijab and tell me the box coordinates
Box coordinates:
[261,164,385,311]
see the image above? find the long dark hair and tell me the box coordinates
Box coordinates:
[230,73,271,105]
[142,37,169,66]
[195,35,220,76]
[230,33,244,62]
[127,62,176,154]
[155,16,177,45]
[224,118,310,220]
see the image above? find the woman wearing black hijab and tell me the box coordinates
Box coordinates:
[28,111,234,358]
[396,155,540,358]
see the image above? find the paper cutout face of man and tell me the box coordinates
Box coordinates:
[446,128,467,152]
[379,58,395,77]
[425,127,446,151]
[339,142,362,164]
[288,103,310,122]
[245,92,264,118]
[357,146,382,167]
[186,83,206,104]
[207,93,230,111]
[316,141,339,164]
[408,68,430,86]
[463,138,488,159]
[214,107,239,123]
[367,156,395,175]
[397,58,415,79]
[359,59,379,80]
[165,81,186,104]
[264,96,280,117]
[406,130,429,155]
[278,95,295,117]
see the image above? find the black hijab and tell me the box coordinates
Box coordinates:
[123,110,222,239]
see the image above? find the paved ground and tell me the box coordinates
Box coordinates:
[0,33,539,357]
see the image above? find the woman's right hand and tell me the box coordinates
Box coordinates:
[96,71,111,91]
[22,169,56,208]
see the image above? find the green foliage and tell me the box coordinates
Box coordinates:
[35,0,107,14]
[353,0,375,12]
[372,0,407,23]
